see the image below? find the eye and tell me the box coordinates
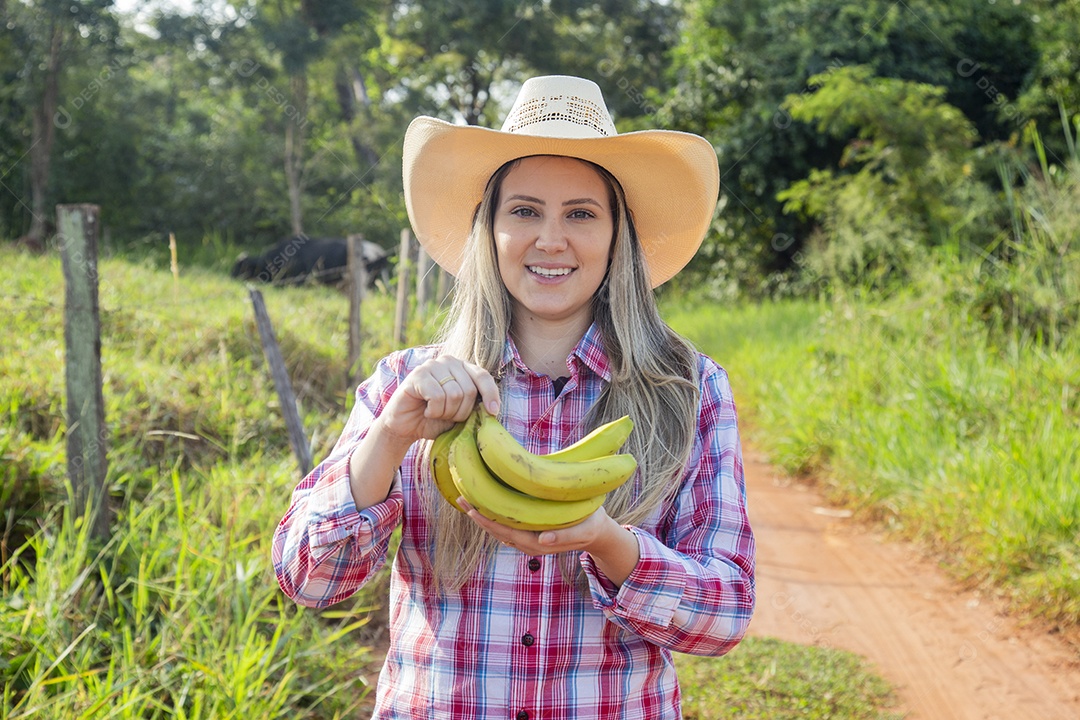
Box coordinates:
[568,208,596,220]
[510,206,538,218]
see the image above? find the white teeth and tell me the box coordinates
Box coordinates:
[529,266,572,277]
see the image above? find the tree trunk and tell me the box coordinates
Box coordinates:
[334,62,379,173]
[284,71,308,236]
[457,61,489,127]
[27,21,64,247]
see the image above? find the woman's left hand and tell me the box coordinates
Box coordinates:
[458,500,641,586]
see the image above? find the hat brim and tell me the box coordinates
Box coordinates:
[403,117,719,288]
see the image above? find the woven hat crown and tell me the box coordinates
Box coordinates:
[500,76,617,139]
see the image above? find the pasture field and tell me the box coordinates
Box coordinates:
[0,244,896,718]
[665,286,1080,631]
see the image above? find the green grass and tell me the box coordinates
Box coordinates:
[1,244,898,718]
[679,638,899,720]
[663,286,1080,631]
[1,461,379,718]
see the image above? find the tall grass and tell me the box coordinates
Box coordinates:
[0,248,411,717]
[664,116,1080,631]
[2,461,376,718]
[665,276,1080,631]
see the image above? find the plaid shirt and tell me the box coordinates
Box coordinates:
[273,324,755,719]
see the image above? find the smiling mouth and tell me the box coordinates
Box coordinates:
[528,266,573,277]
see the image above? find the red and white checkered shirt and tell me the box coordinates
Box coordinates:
[273,324,755,719]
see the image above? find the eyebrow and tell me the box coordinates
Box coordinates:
[505,194,604,208]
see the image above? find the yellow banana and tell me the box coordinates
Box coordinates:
[475,409,637,502]
[449,412,605,531]
[543,415,634,461]
[430,421,466,512]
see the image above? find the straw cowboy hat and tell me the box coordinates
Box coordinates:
[402,75,720,288]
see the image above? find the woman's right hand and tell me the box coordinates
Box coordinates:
[376,356,501,447]
[348,356,500,510]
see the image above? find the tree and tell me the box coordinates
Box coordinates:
[251,0,371,235]
[776,66,978,288]
[545,0,681,125]
[2,0,119,248]
[386,0,559,127]
[663,0,1039,294]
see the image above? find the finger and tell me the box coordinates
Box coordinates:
[463,503,502,535]
[460,501,521,544]
[538,530,559,546]
[413,357,471,416]
[437,367,482,422]
[434,371,474,420]
[418,359,472,420]
[417,373,452,419]
[461,362,501,415]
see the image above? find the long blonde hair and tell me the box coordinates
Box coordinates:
[420,156,701,590]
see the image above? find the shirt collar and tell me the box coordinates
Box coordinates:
[501,323,612,383]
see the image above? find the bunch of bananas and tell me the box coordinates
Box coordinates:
[430,408,637,531]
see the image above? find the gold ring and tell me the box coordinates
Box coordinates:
[438,375,455,386]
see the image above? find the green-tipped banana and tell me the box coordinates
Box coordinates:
[475,409,638,502]
[544,415,634,461]
[449,412,604,531]
[430,422,466,512]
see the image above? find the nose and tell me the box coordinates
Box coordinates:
[533,217,568,253]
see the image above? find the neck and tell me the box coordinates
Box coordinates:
[511,312,592,377]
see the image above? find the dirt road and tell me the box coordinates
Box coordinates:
[742,446,1080,719]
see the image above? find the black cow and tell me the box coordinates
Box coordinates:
[231,235,390,288]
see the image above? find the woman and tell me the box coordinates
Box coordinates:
[273,75,755,719]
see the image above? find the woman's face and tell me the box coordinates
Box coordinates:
[493,155,615,330]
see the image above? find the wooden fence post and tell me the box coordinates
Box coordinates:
[393,228,413,346]
[58,204,110,541]
[248,288,313,477]
[169,231,179,295]
[415,245,433,321]
[436,265,453,307]
[346,233,368,391]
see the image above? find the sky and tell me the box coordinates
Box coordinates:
[112,0,242,36]
[114,0,194,19]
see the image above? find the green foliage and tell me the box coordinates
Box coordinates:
[1015,1,1080,163]
[2,0,682,264]
[0,0,121,238]
[767,72,1080,347]
[776,66,977,289]
[2,0,1072,302]
[0,244,399,575]
[384,0,677,129]
[662,0,1041,292]
[962,158,1080,345]
[389,0,561,125]
[546,0,680,123]
[664,288,1080,631]
[678,638,899,720]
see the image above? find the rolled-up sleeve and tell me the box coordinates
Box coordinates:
[272,350,425,608]
[580,358,756,656]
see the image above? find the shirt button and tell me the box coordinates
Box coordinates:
[516,712,529,720]
[527,558,541,572]
[521,633,534,647]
